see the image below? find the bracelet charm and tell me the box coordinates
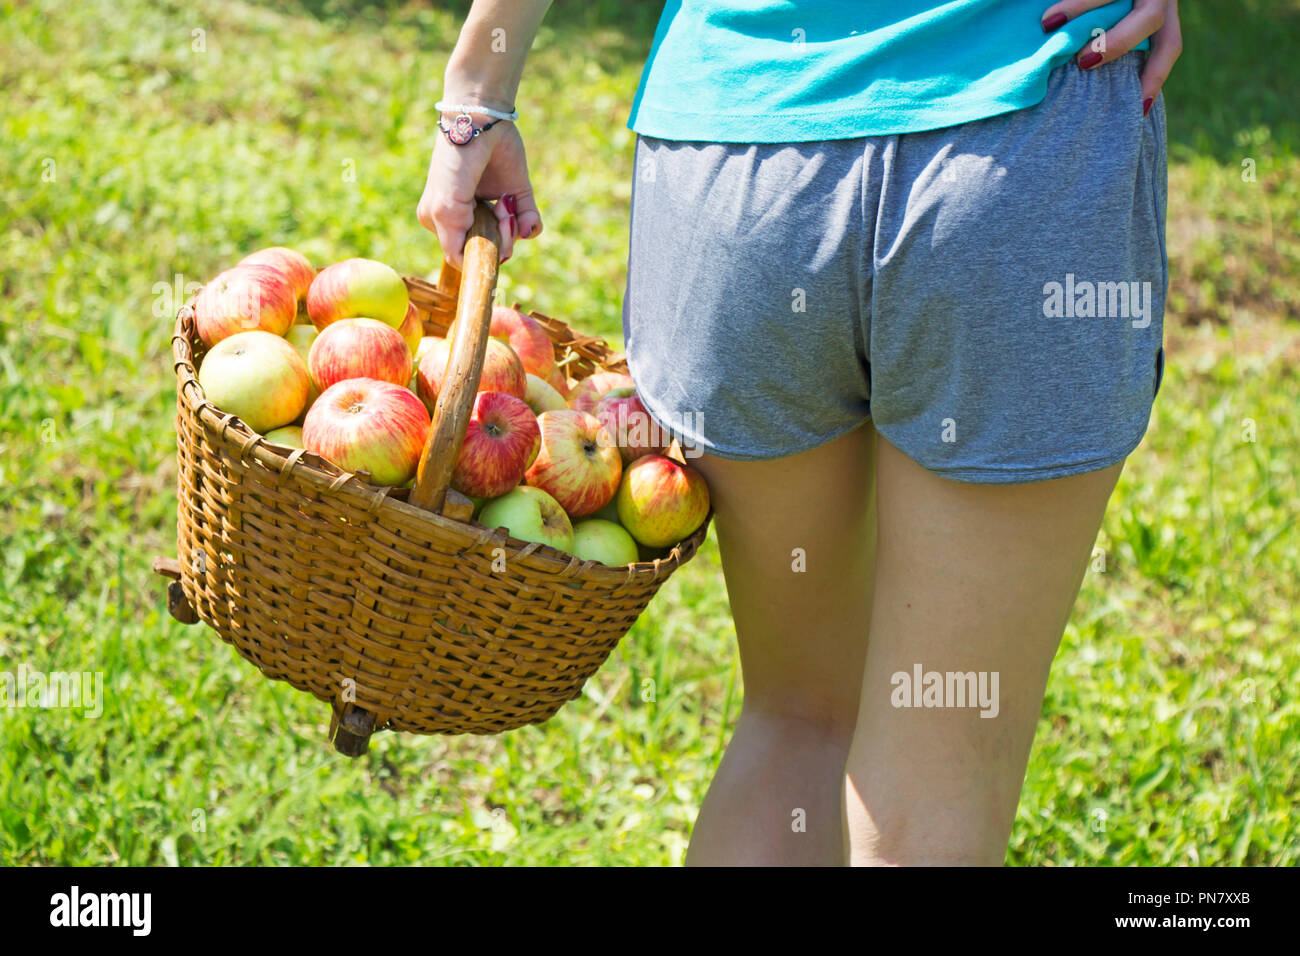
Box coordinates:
[434,100,519,146]
[444,111,479,145]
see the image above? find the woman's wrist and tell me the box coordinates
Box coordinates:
[438,80,517,117]
[442,47,521,116]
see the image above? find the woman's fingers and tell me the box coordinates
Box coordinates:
[1041,0,1166,69]
[1040,0,1100,31]
[417,188,475,271]
[509,187,543,241]
[494,194,516,263]
[1139,0,1182,111]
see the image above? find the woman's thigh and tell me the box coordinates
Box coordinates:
[691,422,877,728]
[845,437,1124,865]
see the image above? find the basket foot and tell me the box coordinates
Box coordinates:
[153,556,199,624]
[332,705,376,757]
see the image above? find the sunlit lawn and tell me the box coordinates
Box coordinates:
[1,0,1296,865]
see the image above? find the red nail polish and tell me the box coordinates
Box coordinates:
[1042,12,1068,32]
[1078,50,1103,70]
[1143,97,1154,117]
[501,194,518,238]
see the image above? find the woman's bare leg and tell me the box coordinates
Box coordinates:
[845,436,1124,865]
[685,424,877,866]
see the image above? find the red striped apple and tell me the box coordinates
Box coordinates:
[568,371,636,416]
[451,391,540,499]
[302,378,431,486]
[238,247,316,306]
[478,485,574,553]
[410,335,440,395]
[193,264,298,347]
[198,330,310,433]
[525,410,622,518]
[547,367,571,398]
[524,373,567,415]
[306,258,409,330]
[615,454,710,548]
[414,336,442,367]
[446,305,557,380]
[308,317,412,392]
[594,388,670,464]
[415,335,525,409]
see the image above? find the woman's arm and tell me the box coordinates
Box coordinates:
[418,0,553,268]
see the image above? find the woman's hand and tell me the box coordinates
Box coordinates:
[1041,0,1182,114]
[416,116,543,270]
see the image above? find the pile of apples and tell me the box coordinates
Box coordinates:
[190,247,710,566]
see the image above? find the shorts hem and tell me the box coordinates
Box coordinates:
[632,385,874,463]
[875,415,1153,486]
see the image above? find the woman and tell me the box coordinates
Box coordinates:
[418,0,1182,866]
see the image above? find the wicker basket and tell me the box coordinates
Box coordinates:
[154,201,710,755]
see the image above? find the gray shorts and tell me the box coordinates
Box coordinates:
[622,51,1168,483]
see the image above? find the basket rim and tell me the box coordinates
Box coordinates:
[173,275,710,587]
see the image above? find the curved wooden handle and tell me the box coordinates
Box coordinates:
[409,200,501,513]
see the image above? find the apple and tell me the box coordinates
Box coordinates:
[302,378,431,486]
[477,485,574,554]
[451,391,540,499]
[238,247,316,306]
[413,337,451,410]
[568,371,636,416]
[447,305,556,380]
[414,335,442,366]
[197,330,310,433]
[264,425,304,449]
[595,388,670,464]
[308,317,412,392]
[306,258,409,330]
[591,497,621,524]
[571,518,639,566]
[285,323,318,361]
[547,366,570,398]
[525,410,622,518]
[524,373,567,415]
[615,454,710,548]
[410,335,441,393]
[284,323,321,417]
[398,301,423,354]
[416,335,525,409]
[193,264,297,347]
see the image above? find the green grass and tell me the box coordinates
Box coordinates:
[1,0,1297,866]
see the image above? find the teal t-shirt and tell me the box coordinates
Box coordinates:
[627,1,1148,142]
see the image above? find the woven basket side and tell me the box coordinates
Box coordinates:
[171,276,710,737]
